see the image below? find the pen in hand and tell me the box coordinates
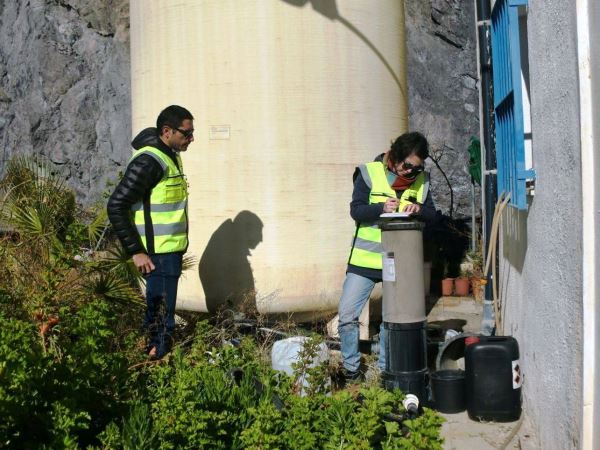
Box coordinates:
[382,197,399,213]
[372,192,396,198]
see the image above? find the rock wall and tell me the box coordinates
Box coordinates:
[0,0,478,215]
[405,0,480,217]
[0,0,130,204]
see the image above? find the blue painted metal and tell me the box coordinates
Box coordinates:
[491,0,533,210]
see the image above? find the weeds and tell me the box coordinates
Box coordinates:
[0,156,444,449]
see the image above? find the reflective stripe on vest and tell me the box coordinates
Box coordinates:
[131,200,188,213]
[136,222,188,236]
[129,146,188,254]
[348,161,428,270]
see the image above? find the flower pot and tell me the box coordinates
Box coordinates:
[454,277,470,297]
[470,278,487,302]
[441,278,454,296]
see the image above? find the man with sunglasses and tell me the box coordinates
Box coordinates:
[108,105,194,359]
[338,131,438,382]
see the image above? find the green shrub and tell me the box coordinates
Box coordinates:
[0,316,47,446]
[0,301,135,448]
[0,157,445,449]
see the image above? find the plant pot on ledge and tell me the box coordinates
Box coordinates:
[454,277,470,297]
[441,278,454,296]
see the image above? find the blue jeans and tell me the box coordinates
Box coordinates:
[143,252,183,357]
[338,272,387,372]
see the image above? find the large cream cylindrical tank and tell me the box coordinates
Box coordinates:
[130,0,408,315]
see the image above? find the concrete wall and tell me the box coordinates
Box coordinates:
[499,1,583,448]
[580,0,600,446]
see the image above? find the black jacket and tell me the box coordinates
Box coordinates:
[107,128,181,256]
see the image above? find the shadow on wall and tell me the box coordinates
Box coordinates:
[280,0,406,96]
[199,211,264,313]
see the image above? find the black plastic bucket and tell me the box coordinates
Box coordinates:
[430,369,466,413]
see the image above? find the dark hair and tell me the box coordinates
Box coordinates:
[156,105,194,134]
[389,132,429,164]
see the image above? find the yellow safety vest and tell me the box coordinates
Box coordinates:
[348,161,429,270]
[129,146,188,254]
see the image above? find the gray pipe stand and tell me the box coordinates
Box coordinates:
[380,218,429,405]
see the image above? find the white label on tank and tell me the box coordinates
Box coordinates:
[512,359,522,389]
[382,252,395,282]
[209,125,231,140]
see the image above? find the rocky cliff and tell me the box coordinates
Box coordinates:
[0,0,130,204]
[0,0,478,216]
[405,0,480,217]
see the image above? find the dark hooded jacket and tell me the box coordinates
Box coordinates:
[107,128,181,256]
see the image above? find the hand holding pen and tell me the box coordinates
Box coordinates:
[382,197,399,213]
[374,192,420,214]
[371,192,400,213]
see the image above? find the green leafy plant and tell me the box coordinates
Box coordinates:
[0,156,445,449]
[290,334,330,397]
[382,407,445,449]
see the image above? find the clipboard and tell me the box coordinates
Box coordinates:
[379,212,413,219]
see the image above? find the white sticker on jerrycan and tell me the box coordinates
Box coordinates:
[382,252,395,282]
[512,359,522,389]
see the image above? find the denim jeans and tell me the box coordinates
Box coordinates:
[338,272,387,372]
[143,252,183,357]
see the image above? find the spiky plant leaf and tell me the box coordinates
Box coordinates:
[10,205,44,235]
[97,246,144,284]
[89,272,143,305]
[0,156,75,239]
[87,209,108,248]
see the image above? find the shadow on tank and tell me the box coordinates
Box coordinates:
[280,0,405,94]
[199,211,264,313]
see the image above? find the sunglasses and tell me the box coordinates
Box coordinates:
[392,160,424,175]
[174,127,194,139]
[400,161,424,173]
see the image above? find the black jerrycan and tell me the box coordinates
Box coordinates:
[465,336,522,422]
